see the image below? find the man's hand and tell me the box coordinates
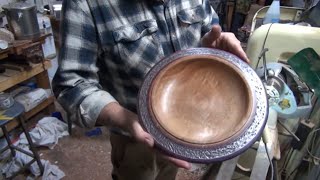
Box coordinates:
[98,102,191,169]
[201,25,250,63]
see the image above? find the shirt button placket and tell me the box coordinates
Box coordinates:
[164,3,180,51]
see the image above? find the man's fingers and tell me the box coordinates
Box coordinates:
[124,111,191,170]
[236,48,250,63]
[230,42,250,63]
[161,155,191,169]
[222,33,250,63]
[202,28,249,63]
[130,123,190,169]
[210,25,222,40]
[130,120,154,148]
[201,25,222,47]
[130,122,190,169]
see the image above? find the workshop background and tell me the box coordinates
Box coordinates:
[0,0,319,179]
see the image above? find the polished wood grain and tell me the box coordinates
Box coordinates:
[150,55,252,144]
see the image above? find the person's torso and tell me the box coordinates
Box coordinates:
[86,0,216,111]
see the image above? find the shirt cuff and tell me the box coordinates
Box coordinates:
[79,90,117,128]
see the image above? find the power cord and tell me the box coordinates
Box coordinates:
[255,23,273,70]
[278,148,293,175]
[263,140,274,180]
[286,128,320,179]
[307,128,320,161]
[286,165,299,180]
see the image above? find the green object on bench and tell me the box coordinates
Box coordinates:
[288,48,320,98]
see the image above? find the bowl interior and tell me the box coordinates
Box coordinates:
[149,55,253,145]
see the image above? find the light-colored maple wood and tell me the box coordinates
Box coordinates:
[35,70,51,89]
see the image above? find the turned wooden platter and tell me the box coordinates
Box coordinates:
[138,48,268,163]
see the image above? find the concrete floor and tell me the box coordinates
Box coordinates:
[6,56,210,179]
[35,126,208,180]
[39,127,112,179]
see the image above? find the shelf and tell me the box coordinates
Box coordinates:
[0,33,50,61]
[24,96,55,119]
[0,33,56,137]
[0,60,51,92]
[10,33,51,55]
[5,96,55,133]
[0,47,12,60]
[12,41,42,56]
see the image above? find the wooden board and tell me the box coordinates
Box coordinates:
[0,69,20,81]
[0,60,51,92]
[0,47,12,61]
[0,52,9,60]
[0,33,51,60]
[0,64,25,71]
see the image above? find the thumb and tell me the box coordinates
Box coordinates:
[201,25,222,47]
[130,120,154,148]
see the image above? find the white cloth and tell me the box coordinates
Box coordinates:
[1,151,65,180]
[41,160,66,180]
[19,117,69,149]
[15,88,50,112]
[0,116,68,179]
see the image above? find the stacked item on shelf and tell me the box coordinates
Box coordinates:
[10,84,51,112]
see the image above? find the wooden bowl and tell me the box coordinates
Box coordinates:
[150,55,252,145]
[138,48,268,163]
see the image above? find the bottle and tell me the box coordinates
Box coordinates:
[263,0,280,24]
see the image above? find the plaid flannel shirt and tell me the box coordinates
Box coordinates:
[53,0,219,128]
